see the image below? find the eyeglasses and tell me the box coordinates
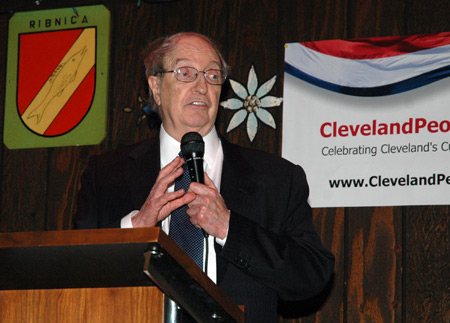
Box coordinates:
[156,66,227,85]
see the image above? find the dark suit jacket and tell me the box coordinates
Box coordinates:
[74,134,335,322]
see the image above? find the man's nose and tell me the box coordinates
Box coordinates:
[193,73,208,94]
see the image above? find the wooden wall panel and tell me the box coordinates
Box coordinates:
[349,0,405,38]
[405,0,450,34]
[0,13,7,231]
[0,0,449,322]
[404,205,450,323]
[403,2,450,323]
[190,0,229,40]
[107,3,161,149]
[346,207,403,322]
[46,146,96,230]
[0,150,48,232]
[217,0,282,154]
[345,1,405,322]
[278,207,345,323]
[278,3,348,322]
[281,0,348,43]
[312,207,345,323]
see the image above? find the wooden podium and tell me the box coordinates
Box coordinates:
[0,228,244,322]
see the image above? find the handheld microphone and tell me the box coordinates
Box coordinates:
[181,132,208,239]
[181,132,205,184]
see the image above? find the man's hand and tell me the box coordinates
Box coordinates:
[132,156,196,227]
[187,173,230,239]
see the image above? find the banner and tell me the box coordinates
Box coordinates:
[4,5,110,149]
[282,33,450,207]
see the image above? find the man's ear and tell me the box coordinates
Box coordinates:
[148,76,161,106]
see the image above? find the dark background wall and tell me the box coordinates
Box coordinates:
[0,0,448,322]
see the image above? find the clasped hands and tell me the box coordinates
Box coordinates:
[132,156,230,240]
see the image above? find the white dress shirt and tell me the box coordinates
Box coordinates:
[120,125,225,282]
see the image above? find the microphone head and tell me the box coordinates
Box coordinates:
[181,132,204,158]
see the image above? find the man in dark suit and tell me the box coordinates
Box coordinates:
[75,32,334,322]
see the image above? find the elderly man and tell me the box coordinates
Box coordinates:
[75,32,334,322]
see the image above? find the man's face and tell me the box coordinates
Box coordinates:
[148,35,223,141]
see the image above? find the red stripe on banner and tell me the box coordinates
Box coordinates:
[300,32,450,59]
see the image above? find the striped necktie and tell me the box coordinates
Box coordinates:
[169,153,204,268]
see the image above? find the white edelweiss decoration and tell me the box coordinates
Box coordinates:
[220,65,283,142]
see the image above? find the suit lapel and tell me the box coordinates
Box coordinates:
[220,149,257,218]
[217,139,258,285]
[125,137,161,210]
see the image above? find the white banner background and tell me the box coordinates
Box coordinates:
[282,72,450,207]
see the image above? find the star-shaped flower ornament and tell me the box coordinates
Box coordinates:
[220,65,283,142]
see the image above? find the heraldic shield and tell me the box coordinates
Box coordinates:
[18,28,96,137]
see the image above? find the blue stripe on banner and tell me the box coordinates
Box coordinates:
[285,62,450,97]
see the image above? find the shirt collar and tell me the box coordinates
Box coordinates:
[159,125,220,170]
